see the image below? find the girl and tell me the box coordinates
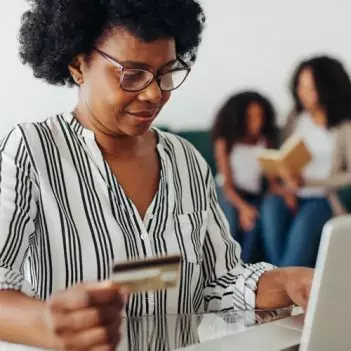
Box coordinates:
[212,91,277,263]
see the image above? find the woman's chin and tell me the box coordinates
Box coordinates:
[125,115,157,135]
[122,121,154,137]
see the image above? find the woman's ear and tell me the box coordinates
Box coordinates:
[68,55,85,85]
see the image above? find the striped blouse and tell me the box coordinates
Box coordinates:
[0,113,271,316]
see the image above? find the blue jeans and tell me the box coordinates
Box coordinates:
[261,194,332,267]
[216,185,263,263]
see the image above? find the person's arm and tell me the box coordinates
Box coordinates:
[202,167,274,312]
[304,173,351,190]
[214,138,247,210]
[0,127,53,347]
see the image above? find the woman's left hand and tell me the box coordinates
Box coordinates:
[282,267,313,311]
[256,267,313,312]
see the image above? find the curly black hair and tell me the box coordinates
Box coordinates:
[19,0,205,86]
[291,55,351,128]
[212,91,278,153]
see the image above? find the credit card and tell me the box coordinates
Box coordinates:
[111,254,181,293]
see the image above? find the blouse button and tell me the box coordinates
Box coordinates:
[140,233,147,240]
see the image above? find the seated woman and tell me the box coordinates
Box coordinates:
[0,0,312,349]
[212,92,277,263]
[261,56,351,268]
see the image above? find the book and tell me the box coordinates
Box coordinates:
[256,136,312,176]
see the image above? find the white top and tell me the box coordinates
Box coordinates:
[293,113,336,197]
[0,113,271,318]
[229,140,266,194]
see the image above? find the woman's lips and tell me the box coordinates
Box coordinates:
[126,110,158,122]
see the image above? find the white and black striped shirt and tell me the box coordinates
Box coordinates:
[0,113,271,316]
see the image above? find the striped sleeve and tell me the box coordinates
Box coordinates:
[0,127,38,297]
[202,169,274,312]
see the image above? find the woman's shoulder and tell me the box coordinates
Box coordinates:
[335,119,351,131]
[3,114,65,137]
[0,114,70,156]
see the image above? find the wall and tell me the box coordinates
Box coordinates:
[1,0,351,136]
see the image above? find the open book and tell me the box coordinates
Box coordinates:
[256,136,312,176]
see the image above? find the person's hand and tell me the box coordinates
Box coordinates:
[282,267,313,311]
[282,191,298,212]
[279,167,304,191]
[269,183,298,212]
[238,203,259,232]
[256,267,313,312]
[44,281,128,351]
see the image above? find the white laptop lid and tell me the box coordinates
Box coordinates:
[300,215,351,351]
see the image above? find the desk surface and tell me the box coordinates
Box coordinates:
[118,308,300,351]
[1,308,301,351]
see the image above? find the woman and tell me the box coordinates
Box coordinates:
[0,0,312,349]
[212,92,277,263]
[261,56,351,268]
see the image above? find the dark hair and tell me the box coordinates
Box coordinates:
[291,55,351,128]
[212,91,277,153]
[19,0,205,86]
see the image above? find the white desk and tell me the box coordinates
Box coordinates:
[175,314,303,351]
[117,308,303,351]
[0,308,303,350]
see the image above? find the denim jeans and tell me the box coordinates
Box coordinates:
[261,194,332,267]
[216,185,264,263]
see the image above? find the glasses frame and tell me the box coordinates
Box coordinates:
[93,47,191,92]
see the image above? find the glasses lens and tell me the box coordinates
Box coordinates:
[159,69,189,91]
[121,69,153,91]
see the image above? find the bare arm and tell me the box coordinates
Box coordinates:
[0,291,58,349]
[214,138,247,209]
[305,173,351,190]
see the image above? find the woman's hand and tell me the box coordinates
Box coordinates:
[256,267,313,312]
[279,167,304,191]
[282,191,298,212]
[282,268,313,311]
[44,281,128,351]
[269,182,298,212]
[238,203,259,232]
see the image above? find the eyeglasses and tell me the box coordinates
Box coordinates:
[93,47,191,92]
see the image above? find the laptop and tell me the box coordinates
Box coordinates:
[299,215,351,351]
[178,215,351,351]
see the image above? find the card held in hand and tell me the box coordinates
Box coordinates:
[111,253,181,293]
